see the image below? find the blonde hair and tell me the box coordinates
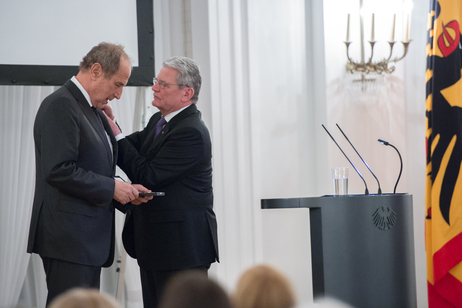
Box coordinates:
[233,264,296,308]
[48,288,121,308]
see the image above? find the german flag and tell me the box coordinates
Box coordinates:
[426,1,462,307]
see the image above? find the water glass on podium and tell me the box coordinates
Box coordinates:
[332,167,348,196]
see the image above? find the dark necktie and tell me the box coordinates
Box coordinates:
[91,107,113,163]
[155,117,167,138]
[91,107,104,130]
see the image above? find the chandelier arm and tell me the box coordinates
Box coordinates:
[367,41,376,64]
[385,42,396,62]
[391,40,412,63]
[344,38,409,75]
[345,42,354,62]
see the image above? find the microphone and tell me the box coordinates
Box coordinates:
[378,139,402,194]
[336,124,382,195]
[322,124,369,195]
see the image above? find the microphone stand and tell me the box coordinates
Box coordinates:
[378,139,402,194]
[323,125,369,195]
[337,124,382,194]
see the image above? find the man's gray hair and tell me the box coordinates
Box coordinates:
[80,42,132,79]
[163,57,202,103]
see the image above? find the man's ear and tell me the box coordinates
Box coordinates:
[90,63,103,80]
[182,87,194,101]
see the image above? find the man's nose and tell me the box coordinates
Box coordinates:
[114,88,123,100]
[152,82,160,92]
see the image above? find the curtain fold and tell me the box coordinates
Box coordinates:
[0,85,55,308]
[110,86,149,308]
[206,2,324,304]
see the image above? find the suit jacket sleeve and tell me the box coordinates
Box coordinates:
[117,117,210,190]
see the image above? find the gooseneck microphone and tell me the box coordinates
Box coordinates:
[336,124,382,195]
[322,125,369,195]
[378,139,402,194]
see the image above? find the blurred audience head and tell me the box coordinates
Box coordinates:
[233,264,296,308]
[159,270,232,308]
[48,288,121,308]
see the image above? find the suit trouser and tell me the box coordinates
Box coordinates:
[140,264,209,308]
[41,257,101,306]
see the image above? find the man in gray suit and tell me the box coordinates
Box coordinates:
[27,42,151,305]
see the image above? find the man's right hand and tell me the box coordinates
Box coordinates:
[114,180,139,204]
[102,104,115,120]
[102,109,122,136]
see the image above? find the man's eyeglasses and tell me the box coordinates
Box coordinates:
[153,77,181,89]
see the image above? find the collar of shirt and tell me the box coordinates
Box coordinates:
[164,104,192,123]
[71,76,92,108]
[71,76,114,153]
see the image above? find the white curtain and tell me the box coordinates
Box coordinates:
[0,85,55,308]
[204,1,327,305]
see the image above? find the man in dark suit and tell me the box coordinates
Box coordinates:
[27,42,151,305]
[106,56,219,308]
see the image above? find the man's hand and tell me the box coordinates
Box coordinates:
[113,180,139,204]
[131,184,154,205]
[102,104,115,120]
[102,112,122,136]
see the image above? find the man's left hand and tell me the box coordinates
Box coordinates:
[102,112,122,136]
[131,184,154,205]
[102,104,115,120]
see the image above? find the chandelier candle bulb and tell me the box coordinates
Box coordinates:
[371,14,375,41]
[402,0,413,43]
[405,14,410,42]
[391,14,396,42]
[346,13,350,42]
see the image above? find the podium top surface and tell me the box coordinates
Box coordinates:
[261,193,412,209]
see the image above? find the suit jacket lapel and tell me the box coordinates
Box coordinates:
[145,104,199,154]
[64,80,115,171]
[141,113,162,155]
[97,108,117,171]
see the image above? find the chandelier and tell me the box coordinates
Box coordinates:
[344,0,413,76]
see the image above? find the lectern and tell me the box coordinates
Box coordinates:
[261,194,416,308]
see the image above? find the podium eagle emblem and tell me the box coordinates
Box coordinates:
[372,206,397,231]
